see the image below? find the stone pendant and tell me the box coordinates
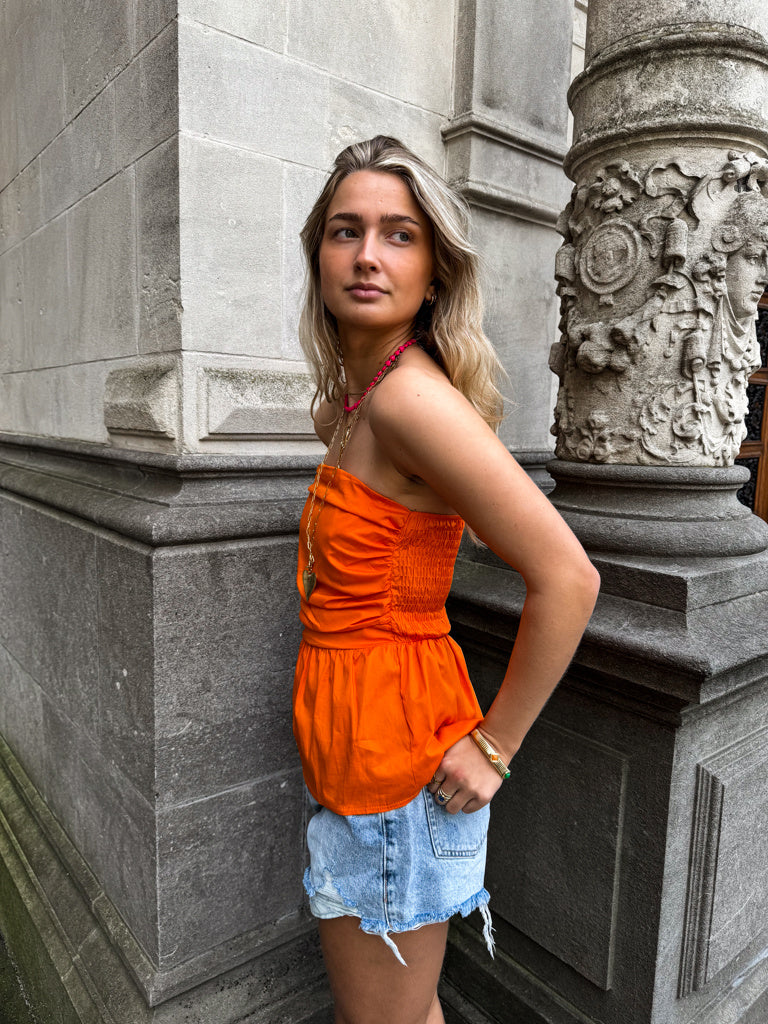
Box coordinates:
[302,569,316,600]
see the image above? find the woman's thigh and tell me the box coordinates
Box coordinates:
[318,916,449,1024]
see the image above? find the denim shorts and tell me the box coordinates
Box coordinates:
[303,787,493,965]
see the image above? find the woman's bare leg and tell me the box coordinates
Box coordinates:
[318,916,449,1024]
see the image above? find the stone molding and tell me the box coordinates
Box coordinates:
[0,434,317,544]
[0,735,325,1018]
[104,355,180,442]
[442,111,567,167]
[567,23,768,176]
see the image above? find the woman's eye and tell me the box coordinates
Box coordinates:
[335,227,358,239]
[391,230,412,243]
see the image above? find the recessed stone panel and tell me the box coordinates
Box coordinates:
[104,355,180,441]
[680,727,768,996]
[486,718,627,990]
[199,366,315,438]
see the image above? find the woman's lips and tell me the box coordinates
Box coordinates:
[347,284,385,299]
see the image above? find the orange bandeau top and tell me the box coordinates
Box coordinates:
[292,463,483,815]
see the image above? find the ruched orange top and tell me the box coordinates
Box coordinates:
[292,463,483,815]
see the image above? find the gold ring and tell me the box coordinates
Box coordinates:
[435,787,451,805]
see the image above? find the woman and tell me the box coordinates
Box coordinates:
[292,136,600,1024]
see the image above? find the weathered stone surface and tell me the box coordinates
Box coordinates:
[61,0,132,119]
[114,22,178,169]
[136,138,181,354]
[20,216,70,370]
[0,156,44,257]
[178,136,283,356]
[0,362,114,442]
[134,0,177,54]
[0,496,100,737]
[96,535,156,801]
[199,365,316,439]
[157,770,306,966]
[40,82,118,222]
[0,246,25,373]
[286,0,454,115]
[0,32,18,190]
[68,172,138,363]
[13,0,65,168]
[180,0,285,51]
[0,645,45,796]
[281,163,327,362]
[41,701,158,961]
[104,355,180,441]
[153,536,301,805]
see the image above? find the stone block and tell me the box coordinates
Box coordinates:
[114,22,178,169]
[156,769,305,966]
[0,245,25,373]
[286,0,453,115]
[20,216,71,371]
[68,172,138,363]
[178,21,329,165]
[281,163,326,362]
[134,0,177,53]
[178,137,283,357]
[40,83,118,223]
[0,40,18,190]
[95,535,156,802]
[153,536,301,805]
[198,365,316,438]
[136,137,181,354]
[13,1,65,168]
[0,361,114,442]
[41,701,158,962]
[104,355,180,441]
[180,0,285,51]
[61,0,132,119]
[471,207,561,452]
[0,645,45,796]
[0,494,100,739]
[0,157,44,257]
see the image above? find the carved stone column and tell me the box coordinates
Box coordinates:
[548,3,768,557]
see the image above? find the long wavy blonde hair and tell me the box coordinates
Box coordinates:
[299,135,505,429]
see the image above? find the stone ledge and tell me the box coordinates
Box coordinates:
[0,434,317,545]
[449,558,768,708]
[0,735,328,1019]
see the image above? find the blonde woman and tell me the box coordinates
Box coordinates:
[292,136,599,1024]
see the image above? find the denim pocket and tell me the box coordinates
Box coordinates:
[423,789,490,859]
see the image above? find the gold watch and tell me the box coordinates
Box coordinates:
[470,728,511,779]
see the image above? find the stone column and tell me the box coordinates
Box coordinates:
[548,1,768,557]
[445,5,768,1024]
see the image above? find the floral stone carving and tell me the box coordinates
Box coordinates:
[550,152,768,465]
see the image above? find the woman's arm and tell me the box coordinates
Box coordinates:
[369,366,601,813]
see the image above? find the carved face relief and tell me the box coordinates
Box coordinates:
[725,241,768,321]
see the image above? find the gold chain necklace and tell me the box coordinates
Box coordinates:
[302,341,414,600]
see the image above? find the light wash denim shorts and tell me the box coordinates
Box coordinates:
[303,787,493,965]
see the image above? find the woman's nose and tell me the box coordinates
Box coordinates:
[354,232,380,271]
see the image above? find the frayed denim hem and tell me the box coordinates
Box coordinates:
[304,867,494,966]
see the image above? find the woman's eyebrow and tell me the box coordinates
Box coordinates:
[327,212,422,226]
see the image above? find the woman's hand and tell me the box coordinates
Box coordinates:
[426,733,505,815]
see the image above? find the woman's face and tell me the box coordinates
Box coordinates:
[318,170,435,343]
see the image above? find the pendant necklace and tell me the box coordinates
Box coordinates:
[303,338,417,600]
